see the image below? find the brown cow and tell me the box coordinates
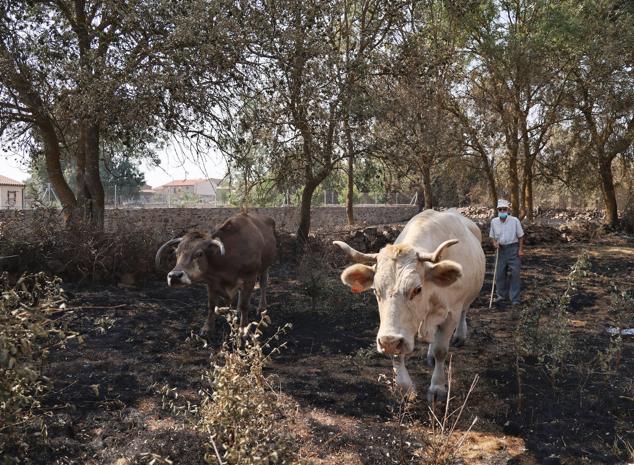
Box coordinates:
[155,212,277,335]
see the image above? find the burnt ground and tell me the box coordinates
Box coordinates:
[20,235,634,465]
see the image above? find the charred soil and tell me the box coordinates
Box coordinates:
[19,233,634,465]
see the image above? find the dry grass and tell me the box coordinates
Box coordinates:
[0,272,78,463]
[196,312,301,465]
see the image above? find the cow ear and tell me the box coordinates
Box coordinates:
[424,260,462,287]
[341,264,375,293]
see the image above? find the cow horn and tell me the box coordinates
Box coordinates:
[155,238,182,269]
[417,239,459,263]
[333,241,378,264]
[210,237,225,256]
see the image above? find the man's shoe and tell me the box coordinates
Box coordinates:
[494,296,506,303]
[511,301,521,306]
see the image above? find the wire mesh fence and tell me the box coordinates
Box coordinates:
[8,184,419,210]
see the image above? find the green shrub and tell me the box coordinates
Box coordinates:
[0,272,77,464]
[514,252,590,379]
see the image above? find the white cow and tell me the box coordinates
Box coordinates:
[334,210,485,401]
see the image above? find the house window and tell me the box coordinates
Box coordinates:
[7,191,17,206]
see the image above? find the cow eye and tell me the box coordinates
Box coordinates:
[410,286,422,300]
[194,250,204,259]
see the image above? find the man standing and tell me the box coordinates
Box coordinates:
[489,199,525,306]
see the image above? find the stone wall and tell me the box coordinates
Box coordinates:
[106,206,419,234]
[0,206,419,235]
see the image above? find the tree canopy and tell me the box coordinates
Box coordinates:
[1,0,632,234]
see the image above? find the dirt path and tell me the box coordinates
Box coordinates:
[32,239,634,465]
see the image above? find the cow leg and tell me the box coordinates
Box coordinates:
[201,286,218,337]
[257,268,269,314]
[392,354,415,395]
[426,344,435,367]
[237,279,256,329]
[428,312,458,403]
[451,307,468,347]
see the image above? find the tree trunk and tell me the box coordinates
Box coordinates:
[598,155,619,228]
[525,160,534,221]
[297,180,319,244]
[346,154,354,225]
[84,123,105,229]
[344,112,354,225]
[421,162,433,209]
[519,118,534,221]
[520,180,527,219]
[38,120,77,224]
[75,126,92,222]
[482,158,498,211]
[508,142,521,217]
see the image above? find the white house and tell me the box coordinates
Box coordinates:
[0,175,26,209]
[157,178,225,203]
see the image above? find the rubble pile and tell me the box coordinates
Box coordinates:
[455,206,494,221]
[523,223,564,245]
[337,225,404,253]
[534,208,605,223]
[280,208,616,263]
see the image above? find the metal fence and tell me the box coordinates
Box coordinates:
[7,186,418,210]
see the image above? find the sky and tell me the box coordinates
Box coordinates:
[0,143,228,188]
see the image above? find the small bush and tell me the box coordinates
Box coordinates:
[598,288,633,374]
[0,272,77,463]
[514,252,590,379]
[197,312,299,465]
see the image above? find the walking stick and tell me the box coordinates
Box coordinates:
[489,244,500,309]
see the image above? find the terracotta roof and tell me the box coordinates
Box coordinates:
[0,175,25,187]
[160,178,222,188]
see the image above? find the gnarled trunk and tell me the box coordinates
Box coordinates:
[38,119,77,224]
[84,123,104,228]
[297,180,319,244]
[598,155,619,229]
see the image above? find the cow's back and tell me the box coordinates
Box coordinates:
[216,213,277,272]
[245,213,277,269]
[397,210,485,305]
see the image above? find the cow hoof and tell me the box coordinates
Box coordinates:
[426,354,435,367]
[451,336,466,347]
[427,385,447,403]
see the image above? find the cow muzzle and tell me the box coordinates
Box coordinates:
[167,270,192,287]
[377,335,412,356]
